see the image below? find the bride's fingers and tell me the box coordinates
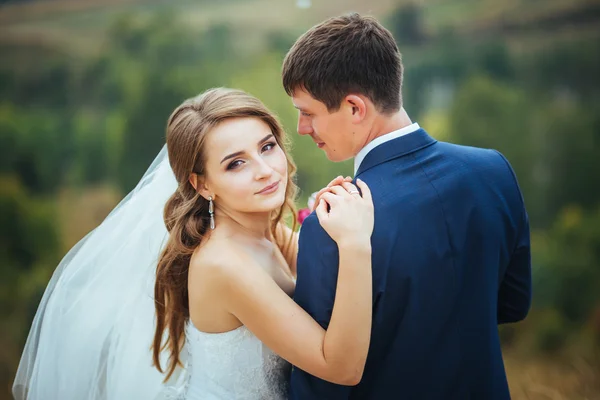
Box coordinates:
[313,176,356,210]
[327,176,345,187]
[320,192,341,206]
[313,187,335,210]
[326,176,352,189]
[340,182,360,196]
[327,185,353,198]
[314,198,329,222]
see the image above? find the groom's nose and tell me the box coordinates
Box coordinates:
[297,115,313,136]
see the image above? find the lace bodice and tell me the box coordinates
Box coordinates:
[182,321,290,399]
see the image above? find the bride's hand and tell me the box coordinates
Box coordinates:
[310,176,353,211]
[315,179,374,247]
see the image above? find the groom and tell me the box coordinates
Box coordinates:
[283,13,531,400]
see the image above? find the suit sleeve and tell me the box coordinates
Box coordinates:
[289,213,352,399]
[494,150,532,324]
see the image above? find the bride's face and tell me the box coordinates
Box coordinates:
[200,117,288,214]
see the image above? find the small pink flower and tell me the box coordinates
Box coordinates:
[297,192,319,224]
[297,208,311,224]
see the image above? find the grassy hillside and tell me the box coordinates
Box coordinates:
[1,0,598,55]
[0,0,396,54]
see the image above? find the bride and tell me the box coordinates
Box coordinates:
[13,88,374,399]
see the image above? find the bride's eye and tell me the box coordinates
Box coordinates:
[227,160,244,170]
[262,141,278,152]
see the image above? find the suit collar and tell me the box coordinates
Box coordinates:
[355,129,437,176]
[353,123,421,175]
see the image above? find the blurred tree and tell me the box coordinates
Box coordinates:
[266,29,297,54]
[0,175,59,394]
[0,47,71,108]
[0,104,73,195]
[71,112,111,184]
[531,100,600,222]
[388,2,427,46]
[472,40,514,81]
[533,206,600,325]
[520,38,600,99]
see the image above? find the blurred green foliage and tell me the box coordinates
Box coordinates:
[1,0,599,397]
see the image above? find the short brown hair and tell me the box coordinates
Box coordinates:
[282,13,403,114]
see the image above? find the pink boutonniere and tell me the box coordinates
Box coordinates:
[297,192,318,224]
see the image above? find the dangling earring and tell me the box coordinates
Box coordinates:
[208,196,215,230]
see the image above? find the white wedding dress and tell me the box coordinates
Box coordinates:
[181,322,291,399]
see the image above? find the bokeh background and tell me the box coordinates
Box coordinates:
[1,0,599,398]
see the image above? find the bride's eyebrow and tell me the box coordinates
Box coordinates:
[220,134,275,164]
[258,134,275,145]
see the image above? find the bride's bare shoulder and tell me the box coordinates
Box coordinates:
[189,238,256,283]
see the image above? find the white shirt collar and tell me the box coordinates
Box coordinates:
[353,123,420,175]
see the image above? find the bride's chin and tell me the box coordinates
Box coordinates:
[259,196,287,213]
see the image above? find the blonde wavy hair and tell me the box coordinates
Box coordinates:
[151,88,298,381]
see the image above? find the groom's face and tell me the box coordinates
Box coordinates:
[292,89,356,162]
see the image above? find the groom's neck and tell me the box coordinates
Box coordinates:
[354,108,413,157]
[363,107,413,147]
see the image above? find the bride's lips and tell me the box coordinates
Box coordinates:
[256,181,280,195]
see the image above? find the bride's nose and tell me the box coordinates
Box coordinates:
[254,157,273,180]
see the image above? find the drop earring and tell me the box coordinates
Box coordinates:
[208,196,215,230]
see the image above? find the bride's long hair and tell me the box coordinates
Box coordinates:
[151,88,298,381]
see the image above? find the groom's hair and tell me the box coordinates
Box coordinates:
[282,13,403,114]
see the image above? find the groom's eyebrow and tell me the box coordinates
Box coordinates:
[294,105,311,114]
[220,134,275,164]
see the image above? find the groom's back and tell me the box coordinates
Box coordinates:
[284,13,530,399]
[351,136,530,399]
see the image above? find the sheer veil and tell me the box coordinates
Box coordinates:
[13,145,190,399]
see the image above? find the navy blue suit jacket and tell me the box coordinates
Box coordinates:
[290,129,531,399]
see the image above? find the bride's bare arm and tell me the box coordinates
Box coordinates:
[218,180,374,385]
[217,242,371,385]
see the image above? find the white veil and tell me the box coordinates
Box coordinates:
[12,145,190,399]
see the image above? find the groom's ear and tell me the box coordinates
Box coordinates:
[344,94,367,123]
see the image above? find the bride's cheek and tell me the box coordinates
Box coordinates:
[274,149,288,176]
[223,173,248,199]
